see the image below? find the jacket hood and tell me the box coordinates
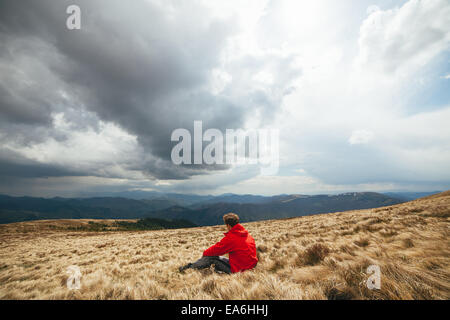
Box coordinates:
[225,223,248,237]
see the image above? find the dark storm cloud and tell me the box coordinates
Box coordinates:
[0,149,86,178]
[0,0,248,181]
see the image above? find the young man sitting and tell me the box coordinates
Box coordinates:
[179,213,258,274]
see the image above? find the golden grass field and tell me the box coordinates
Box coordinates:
[0,191,449,300]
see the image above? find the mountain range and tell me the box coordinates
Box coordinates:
[0,191,433,225]
[145,192,406,226]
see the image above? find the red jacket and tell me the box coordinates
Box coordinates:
[203,223,258,273]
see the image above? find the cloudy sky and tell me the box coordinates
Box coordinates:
[0,0,449,197]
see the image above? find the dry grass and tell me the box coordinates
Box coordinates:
[0,192,449,300]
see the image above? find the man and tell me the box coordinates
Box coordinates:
[179,213,258,274]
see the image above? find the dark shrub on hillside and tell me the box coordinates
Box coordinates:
[303,243,330,265]
[324,286,354,300]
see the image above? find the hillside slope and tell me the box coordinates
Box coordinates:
[0,191,448,299]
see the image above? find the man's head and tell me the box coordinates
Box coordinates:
[223,213,239,231]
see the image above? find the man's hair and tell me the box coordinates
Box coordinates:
[223,213,239,227]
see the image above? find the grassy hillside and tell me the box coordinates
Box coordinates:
[0,191,448,299]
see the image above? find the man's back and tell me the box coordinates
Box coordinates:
[203,223,258,273]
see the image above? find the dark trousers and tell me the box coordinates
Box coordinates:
[190,256,231,274]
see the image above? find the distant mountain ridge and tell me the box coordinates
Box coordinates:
[382,191,442,201]
[146,192,405,226]
[0,191,408,225]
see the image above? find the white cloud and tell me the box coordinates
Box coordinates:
[3,112,145,180]
[209,174,445,196]
[349,130,374,145]
[210,68,232,95]
[270,0,450,190]
[252,70,274,85]
[357,0,450,76]
[366,5,381,15]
